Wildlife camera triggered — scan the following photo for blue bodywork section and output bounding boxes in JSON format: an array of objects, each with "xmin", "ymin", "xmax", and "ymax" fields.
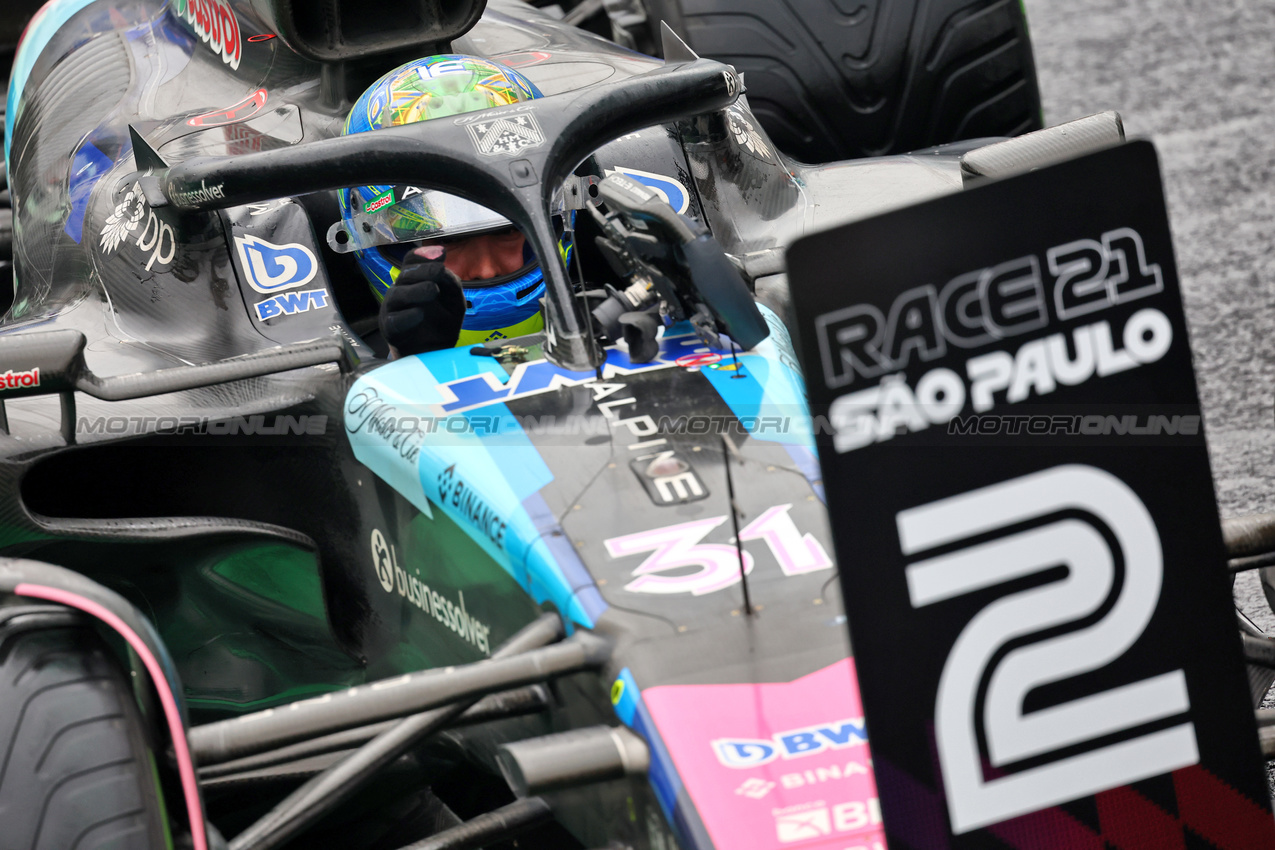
[
  {"xmin": 346, "ymin": 315, "xmax": 818, "ymax": 630},
  {"xmin": 605, "ymin": 167, "xmax": 691, "ymax": 215},
  {"xmin": 347, "ymin": 345, "xmax": 604, "ymax": 627},
  {"xmin": 699, "ymin": 306, "xmax": 816, "ymax": 448},
  {"xmin": 65, "ymin": 141, "xmax": 113, "ymax": 243},
  {"xmin": 612, "ymin": 667, "xmax": 705, "ymax": 849},
  {"xmin": 612, "ymin": 667, "xmax": 682, "ymax": 815}
]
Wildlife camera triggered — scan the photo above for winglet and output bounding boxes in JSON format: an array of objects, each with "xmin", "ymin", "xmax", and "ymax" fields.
[
  {"xmin": 128, "ymin": 125, "xmax": 168, "ymax": 171},
  {"xmin": 660, "ymin": 21, "xmax": 699, "ymax": 64}
]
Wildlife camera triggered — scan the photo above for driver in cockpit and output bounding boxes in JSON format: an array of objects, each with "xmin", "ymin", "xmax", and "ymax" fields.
[{"xmin": 337, "ymin": 54, "xmax": 570, "ymax": 358}]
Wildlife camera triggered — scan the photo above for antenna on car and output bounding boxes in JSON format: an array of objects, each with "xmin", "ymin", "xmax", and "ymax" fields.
[
  {"xmin": 721, "ymin": 433, "xmax": 753, "ymax": 616},
  {"xmin": 727, "ymin": 340, "xmax": 745, "ymax": 378}
]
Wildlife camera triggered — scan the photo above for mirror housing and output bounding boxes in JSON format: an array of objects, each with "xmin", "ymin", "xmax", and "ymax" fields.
[{"xmin": 247, "ymin": 0, "xmax": 487, "ymax": 63}]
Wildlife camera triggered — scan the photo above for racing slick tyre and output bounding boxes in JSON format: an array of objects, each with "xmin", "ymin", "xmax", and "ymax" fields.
[
  {"xmin": 0, "ymin": 607, "xmax": 169, "ymax": 849},
  {"xmin": 644, "ymin": 0, "xmax": 1044, "ymax": 162}
]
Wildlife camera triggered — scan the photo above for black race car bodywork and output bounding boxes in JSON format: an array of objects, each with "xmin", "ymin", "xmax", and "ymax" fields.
[{"xmin": 0, "ymin": 2, "xmax": 1068, "ymax": 848}]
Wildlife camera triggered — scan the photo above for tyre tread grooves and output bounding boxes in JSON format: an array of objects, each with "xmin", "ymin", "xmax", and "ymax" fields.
[
  {"xmin": 0, "ymin": 674, "xmax": 112, "ymax": 790},
  {"xmin": 661, "ymin": 0, "xmax": 1042, "ymax": 160},
  {"xmin": 71, "ymin": 807, "xmax": 150, "ymax": 850},
  {"xmin": 36, "ymin": 711, "xmax": 128, "ymax": 772},
  {"xmin": 32, "ymin": 756, "xmax": 139, "ymax": 850},
  {"xmin": 0, "ymin": 623, "xmax": 166, "ymax": 849}
]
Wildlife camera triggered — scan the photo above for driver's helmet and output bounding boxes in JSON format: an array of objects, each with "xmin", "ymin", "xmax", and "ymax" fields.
[{"xmin": 339, "ymin": 55, "xmax": 569, "ymax": 345}]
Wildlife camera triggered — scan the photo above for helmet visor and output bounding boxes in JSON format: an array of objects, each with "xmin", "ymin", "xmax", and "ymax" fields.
[{"xmin": 328, "ymin": 183, "xmax": 572, "ymax": 254}]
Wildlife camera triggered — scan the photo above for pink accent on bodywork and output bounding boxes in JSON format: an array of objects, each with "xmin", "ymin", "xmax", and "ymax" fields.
[
  {"xmin": 738, "ymin": 504, "xmax": 833, "ymax": 576},
  {"xmin": 644, "ymin": 658, "xmax": 885, "ymax": 850},
  {"xmin": 606, "ymin": 516, "xmax": 755, "ymax": 596},
  {"xmin": 16, "ymin": 583, "xmax": 208, "ymax": 850}
]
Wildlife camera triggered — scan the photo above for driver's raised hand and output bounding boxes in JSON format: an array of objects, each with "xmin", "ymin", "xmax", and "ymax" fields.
[{"xmin": 380, "ymin": 245, "xmax": 467, "ymax": 357}]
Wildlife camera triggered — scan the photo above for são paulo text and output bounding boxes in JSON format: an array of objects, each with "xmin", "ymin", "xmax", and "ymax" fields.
[{"xmin": 828, "ymin": 307, "xmax": 1172, "ymax": 453}]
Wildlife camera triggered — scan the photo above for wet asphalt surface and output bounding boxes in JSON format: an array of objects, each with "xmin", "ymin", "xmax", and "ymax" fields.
[
  {"xmin": 1022, "ymin": 0, "xmax": 1275, "ymax": 606},
  {"xmin": 1021, "ymin": 0, "xmax": 1275, "ymax": 780}
]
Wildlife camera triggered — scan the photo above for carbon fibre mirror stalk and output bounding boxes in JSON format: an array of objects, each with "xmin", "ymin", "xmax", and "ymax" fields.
[{"xmin": 0, "ymin": 330, "xmax": 354, "ymax": 444}]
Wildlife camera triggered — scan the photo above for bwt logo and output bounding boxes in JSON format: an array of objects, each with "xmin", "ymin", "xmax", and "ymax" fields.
[
  {"xmin": 603, "ymin": 167, "xmax": 690, "ymax": 214},
  {"xmin": 235, "ymin": 234, "xmax": 318, "ymax": 293},
  {"xmin": 712, "ymin": 718, "xmax": 867, "ymax": 768},
  {"xmin": 255, "ymin": 288, "xmax": 329, "ymax": 321}
]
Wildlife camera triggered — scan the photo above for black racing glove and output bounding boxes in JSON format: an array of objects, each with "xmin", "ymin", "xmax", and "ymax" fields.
[{"xmin": 379, "ymin": 245, "xmax": 467, "ymax": 356}]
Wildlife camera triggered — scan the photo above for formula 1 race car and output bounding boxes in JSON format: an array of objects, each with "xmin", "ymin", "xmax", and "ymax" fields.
[{"xmin": 9, "ymin": 2, "xmax": 1259, "ymax": 850}]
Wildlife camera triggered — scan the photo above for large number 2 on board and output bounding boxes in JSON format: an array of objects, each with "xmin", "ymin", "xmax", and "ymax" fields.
[{"xmin": 898, "ymin": 465, "xmax": 1197, "ymax": 834}]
